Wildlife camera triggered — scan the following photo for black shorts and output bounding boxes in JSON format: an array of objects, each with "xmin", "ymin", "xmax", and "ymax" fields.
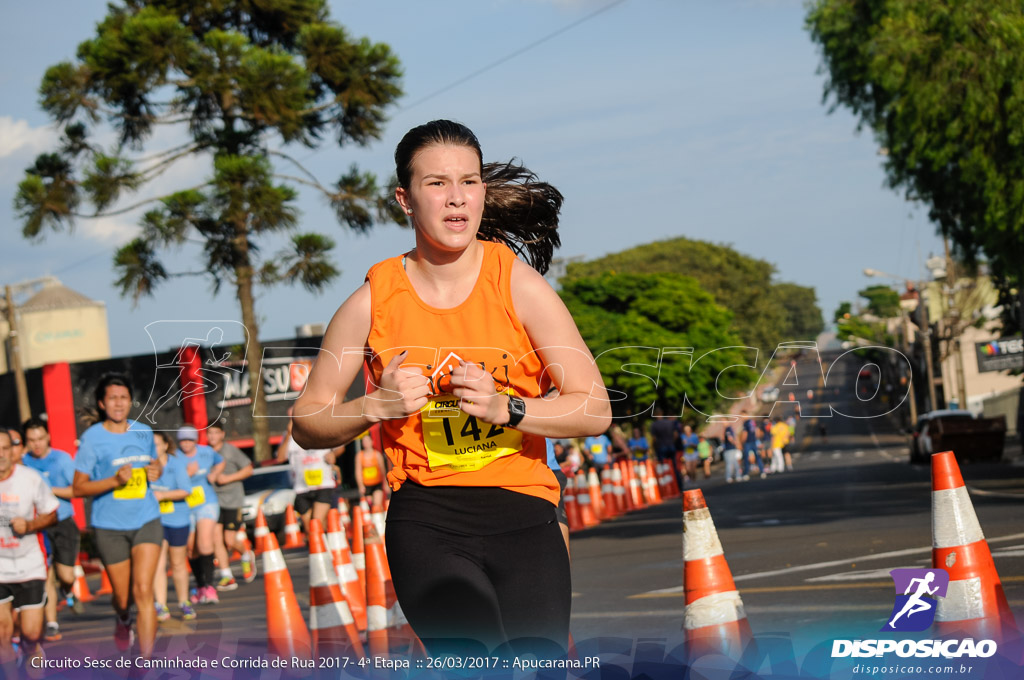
[
  {"xmin": 218, "ymin": 507, "xmax": 243, "ymax": 531},
  {"xmin": 294, "ymin": 488, "xmax": 335, "ymax": 515},
  {"xmin": 553, "ymin": 469, "xmax": 568, "ymax": 527},
  {"xmin": 0, "ymin": 580, "xmax": 47, "ymax": 612},
  {"xmin": 45, "ymin": 517, "xmax": 81, "ymax": 568},
  {"xmin": 364, "ymin": 482, "xmax": 384, "ymax": 496},
  {"xmin": 93, "ymin": 517, "xmax": 164, "ymax": 566}
]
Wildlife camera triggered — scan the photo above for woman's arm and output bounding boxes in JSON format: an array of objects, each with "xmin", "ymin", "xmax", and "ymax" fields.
[
  {"xmin": 451, "ymin": 260, "xmax": 611, "ymax": 438},
  {"xmin": 154, "ymin": 489, "xmax": 189, "ymax": 502},
  {"xmin": 73, "ymin": 467, "xmax": 132, "ymax": 498},
  {"xmin": 292, "ymin": 283, "xmax": 431, "ymax": 449}
]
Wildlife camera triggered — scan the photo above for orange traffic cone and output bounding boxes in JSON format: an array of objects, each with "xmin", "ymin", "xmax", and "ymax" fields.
[
  {"xmin": 308, "ymin": 519, "xmax": 365, "ymax": 659},
  {"xmin": 931, "ymin": 451, "xmax": 1018, "ymax": 641},
  {"xmin": 282, "ymin": 504, "xmax": 306, "ymax": 550},
  {"xmin": 564, "ymin": 475, "xmax": 583, "ymax": 533},
  {"xmin": 363, "ymin": 522, "xmax": 390, "ymax": 657},
  {"xmin": 628, "ymin": 461, "xmax": 645, "ymax": 509},
  {"xmin": 337, "ymin": 498, "xmax": 352, "ymax": 542},
  {"xmin": 617, "ymin": 460, "xmax": 635, "ymax": 512},
  {"xmin": 586, "ymin": 468, "xmax": 605, "ymax": 520},
  {"xmin": 73, "ymin": 560, "xmax": 95, "ymax": 603},
  {"xmin": 371, "ymin": 499, "xmax": 387, "ymax": 542},
  {"xmin": 611, "ymin": 462, "xmax": 628, "ymax": 514},
  {"xmin": 254, "ymin": 506, "xmax": 271, "ymax": 555},
  {"xmin": 327, "ymin": 508, "xmax": 366, "ymax": 632},
  {"xmin": 262, "ymin": 531, "xmax": 312, "ymax": 662},
  {"xmin": 352, "ymin": 504, "xmax": 367, "ymax": 602},
  {"xmin": 645, "ymin": 459, "xmax": 663, "ymax": 504},
  {"xmin": 95, "ymin": 569, "xmax": 113, "ymax": 596},
  {"xmin": 682, "ymin": 489, "xmax": 751, "ymax": 659},
  {"xmin": 601, "ymin": 465, "xmax": 618, "ymax": 519},
  {"xmin": 575, "ymin": 471, "xmax": 599, "ymax": 527}
]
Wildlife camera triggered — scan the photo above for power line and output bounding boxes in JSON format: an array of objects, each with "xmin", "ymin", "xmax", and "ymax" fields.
[{"xmin": 399, "ymin": 0, "xmax": 628, "ymax": 111}]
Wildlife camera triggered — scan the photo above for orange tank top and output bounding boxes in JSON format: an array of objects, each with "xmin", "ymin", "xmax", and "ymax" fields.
[
  {"xmin": 360, "ymin": 448, "xmax": 383, "ymax": 486},
  {"xmin": 365, "ymin": 241, "xmax": 557, "ymax": 505}
]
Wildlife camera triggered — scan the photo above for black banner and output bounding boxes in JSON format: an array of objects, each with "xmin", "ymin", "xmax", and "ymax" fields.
[{"xmin": 975, "ymin": 336, "xmax": 1024, "ymax": 373}]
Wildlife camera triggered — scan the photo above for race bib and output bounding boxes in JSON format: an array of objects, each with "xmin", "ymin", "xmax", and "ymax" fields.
[
  {"xmin": 113, "ymin": 468, "xmax": 147, "ymax": 500},
  {"xmin": 159, "ymin": 500, "xmax": 174, "ymax": 514},
  {"xmin": 590, "ymin": 444, "xmax": 603, "ymax": 454},
  {"xmin": 186, "ymin": 485, "xmax": 206, "ymax": 508},
  {"xmin": 363, "ymin": 465, "xmax": 380, "ymax": 485},
  {"xmin": 421, "ymin": 394, "xmax": 523, "ymax": 472},
  {"xmin": 304, "ymin": 469, "xmax": 324, "ymax": 487}
]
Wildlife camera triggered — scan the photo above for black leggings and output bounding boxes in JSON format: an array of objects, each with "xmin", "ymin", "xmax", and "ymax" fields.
[{"xmin": 385, "ymin": 519, "xmax": 571, "ymax": 658}]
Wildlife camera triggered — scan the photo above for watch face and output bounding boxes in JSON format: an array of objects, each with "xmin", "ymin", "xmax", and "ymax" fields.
[{"xmin": 510, "ymin": 397, "xmax": 526, "ymax": 415}]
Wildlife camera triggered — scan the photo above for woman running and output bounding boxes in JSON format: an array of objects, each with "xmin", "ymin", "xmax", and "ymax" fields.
[
  {"xmin": 293, "ymin": 120, "xmax": 611, "ymax": 657},
  {"xmin": 176, "ymin": 426, "xmax": 224, "ymax": 605},
  {"xmin": 150, "ymin": 432, "xmax": 195, "ymax": 622},
  {"xmin": 72, "ymin": 373, "xmax": 163, "ymax": 656},
  {"xmin": 355, "ymin": 435, "xmax": 388, "ymax": 509},
  {"xmin": 274, "ymin": 409, "xmax": 340, "ymax": 534}
]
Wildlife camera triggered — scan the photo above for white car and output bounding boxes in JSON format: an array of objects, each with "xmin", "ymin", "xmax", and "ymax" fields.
[
  {"xmin": 241, "ymin": 464, "xmax": 296, "ymax": 538},
  {"xmin": 761, "ymin": 386, "xmax": 780, "ymax": 402}
]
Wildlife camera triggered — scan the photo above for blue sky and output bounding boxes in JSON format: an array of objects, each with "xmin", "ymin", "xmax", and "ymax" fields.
[{"xmin": 0, "ymin": 0, "xmax": 945, "ymax": 357}]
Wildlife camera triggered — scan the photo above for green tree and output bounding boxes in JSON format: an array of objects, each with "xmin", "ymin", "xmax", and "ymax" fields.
[
  {"xmin": 14, "ymin": 1, "xmax": 403, "ymax": 460},
  {"xmin": 833, "ymin": 301, "xmax": 852, "ymax": 323},
  {"xmin": 564, "ymin": 237, "xmax": 820, "ymax": 359},
  {"xmin": 559, "ymin": 272, "xmax": 755, "ymax": 419},
  {"xmin": 858, "ymin": 284, "xmax": 900, "ymax": 319},
  {"xmin": 806, "ymin": 0, "xmax": 1024, "ymax": 334},
  {"xmin": 771, "ymin": 282, "xmax": 825, "ymax": 340}
]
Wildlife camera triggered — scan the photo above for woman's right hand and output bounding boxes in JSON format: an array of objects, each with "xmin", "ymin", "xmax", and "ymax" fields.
[{"xmin": 365, "ymin": 351, "xmax": 430, "ymax": 422}]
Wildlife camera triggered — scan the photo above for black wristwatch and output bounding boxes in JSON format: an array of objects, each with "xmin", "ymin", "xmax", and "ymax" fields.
[{"xmin": 506, "ymin": 395, "xmax": 526, "ymax": 428}]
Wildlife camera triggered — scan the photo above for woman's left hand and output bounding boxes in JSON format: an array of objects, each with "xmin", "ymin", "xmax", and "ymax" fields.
[{"xmin": 449, "ymin": 360, "xmax": 508, "ymax": 426}]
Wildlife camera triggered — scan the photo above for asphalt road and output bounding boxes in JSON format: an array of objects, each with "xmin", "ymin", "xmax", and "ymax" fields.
[{"xmin": 43, "ymin": 349, "xmax": 1024, "ymax": 676}]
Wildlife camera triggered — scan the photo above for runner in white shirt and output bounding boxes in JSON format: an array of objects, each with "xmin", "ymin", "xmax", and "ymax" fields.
[
  {"xmin": 274, "ymin": 409, "xmax": 341, "ymax": 534},
  {"xmin": 0, "ymin": 429, "xmax": 59, "ymax": 674}
]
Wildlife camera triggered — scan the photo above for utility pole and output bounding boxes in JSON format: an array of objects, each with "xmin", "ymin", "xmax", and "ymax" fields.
[
  {"xmin": 3, "ymin": 285, "xmax": 31, "ymax": 424},
  {"xmin": 901, "ymin": 309, "xmax": 918, "ymax": 424}
]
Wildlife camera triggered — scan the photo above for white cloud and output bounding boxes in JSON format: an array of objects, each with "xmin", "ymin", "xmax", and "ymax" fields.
[
  {"xmin": 0, "ymin": 117, "xmax": 58, "ymax": 159},
  {"xmin": 80, "ymin": 216, "xmax": 138, "ymax": 243}
]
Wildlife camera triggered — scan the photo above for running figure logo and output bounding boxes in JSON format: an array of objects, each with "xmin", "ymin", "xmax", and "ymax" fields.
[{"xmin": 882, "ymin": 568, "xmax": 950, "ymax": 632}]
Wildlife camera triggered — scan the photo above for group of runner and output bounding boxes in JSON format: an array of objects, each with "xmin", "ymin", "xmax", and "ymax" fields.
[{"xmin": 0, "ymin": 374, "xmax": 263, "ymax": 664}]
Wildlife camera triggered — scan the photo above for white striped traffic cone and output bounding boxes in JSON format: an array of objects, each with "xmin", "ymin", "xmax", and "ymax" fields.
[
  {"xmin": 682, "ymin": 489, "xmax": 751, "ymax": 659},
  {"xmin": 931, "ymin": 451, "xmax": 1018, "ymax": 641},
  {"xmin": 308, "ymin": 519, "xmax": 365, "ymax": 659}
]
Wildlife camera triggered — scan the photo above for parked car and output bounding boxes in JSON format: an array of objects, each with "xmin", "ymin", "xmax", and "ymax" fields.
[
  {"xmin": 761, "ymin": 386, "xmax": 780, "ymax": 402},
  {"xmin": 917, "ymin": 409, "xmax": 978, "ymax": 462},
  {"xmin": 241, "ymin": 464, "xmax": 295, "ymax": 541}
]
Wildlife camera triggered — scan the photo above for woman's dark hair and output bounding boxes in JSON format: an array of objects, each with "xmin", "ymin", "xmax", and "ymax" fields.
[
  {"xmin": 154, "ymin": 431, "xmax": 175, "ymax": 453},
  {"xmin": 395, "ymin": 120, "xmax": 563, "ymax": 275},
  {"xmin": 94, "ymin": 373, "xmax": 134, "ymax": 422},
  {"xmin": 480, "ymin": 160, "xmax": 562, "ymax": 274}
]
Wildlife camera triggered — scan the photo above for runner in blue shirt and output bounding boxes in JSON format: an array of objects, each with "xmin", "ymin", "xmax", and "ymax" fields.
[
  {"xmin": 176, "ymin": 425, "xmax": 224, "ymax": 605},
  {"xmin": 72, "ymin": 374, "xmax": 163, "ymax": 657},
  {"xmin": 583, "ymin": 433, "xmax": 612, "ymax": 468},
  {"xmin": 22, "ymin": 417, "xmax": 82, "ymax": 642},
  {"xmin": 150, "ymin": 432, "xmax": 193, "ymax": 622}
]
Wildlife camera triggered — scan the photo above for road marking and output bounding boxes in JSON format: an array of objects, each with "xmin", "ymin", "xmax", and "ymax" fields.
[
  {"xmin": 966, "ymin": 486, "xmax": 1024, "ymax": 500},
  {"xmin": 854, "ymin": 450, "xmax": 864, "ymax": 458},
  {"xmin": 831, "ymin": 452, "xmax": 841, "ymax": 459},
  {"xmin": 732, "ymin": 532, "xmax": 1024, "ymax": 582},
  {"xmin": 631, "ymin": 575, "xmax": 1024, "ymax": 599},
  {"xmin": 806, "ymin": 567, "xmax": 918, "ymax": 582},
  {"xmin": 632, "ymin": 531, "xmax": 1024, "ymax": 598}
]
